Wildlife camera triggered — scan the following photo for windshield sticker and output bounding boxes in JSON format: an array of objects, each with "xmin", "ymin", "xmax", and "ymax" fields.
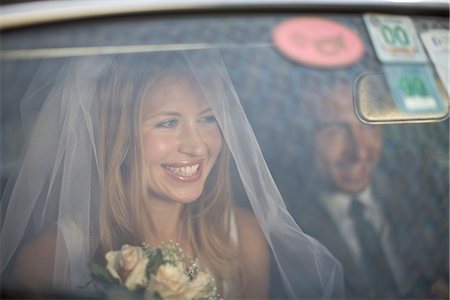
[
  {"xmin": 421, "ymin": 29, "xmax": 449, "ymax": 96},
  {"xmin": 383, "ymin": 64, "xmax": 446, "ymax": 114},
  {"xmin": 272, "ymin": 17, "xmax": 364, "ymax": 68},
  {"xmin": 364, "ymin": 14, "xmax": 427, "ymax": 63}
]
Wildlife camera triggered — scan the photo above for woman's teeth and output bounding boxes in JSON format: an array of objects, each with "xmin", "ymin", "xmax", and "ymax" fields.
[{"xmin": 165, "ymin": 164, "xmax": 200, "ymax": 177}]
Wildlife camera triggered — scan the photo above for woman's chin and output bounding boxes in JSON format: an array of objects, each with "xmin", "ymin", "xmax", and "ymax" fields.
[{"xmin": 169, "ymin": 190, "xmax": 204, "ymax": 204}]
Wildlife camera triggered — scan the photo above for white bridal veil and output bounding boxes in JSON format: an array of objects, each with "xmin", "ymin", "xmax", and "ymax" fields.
[{"xmin": 0, "ymin": 50, "xmax": 343, "ymax": 298}]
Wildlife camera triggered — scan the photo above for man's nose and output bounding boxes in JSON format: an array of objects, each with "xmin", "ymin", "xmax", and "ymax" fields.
[
  {"xmin": 348, "ymin": 127, "xmax": 374, "ymax": 160},
  {"xmin": 178, "ymin": 124, "xmax": 206, "ymax": 157}
]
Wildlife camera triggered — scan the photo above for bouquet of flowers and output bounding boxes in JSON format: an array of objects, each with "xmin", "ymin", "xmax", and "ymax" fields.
[{"xmin": 90, "ymin": 242, "xmax": 220, "ymax": 300}]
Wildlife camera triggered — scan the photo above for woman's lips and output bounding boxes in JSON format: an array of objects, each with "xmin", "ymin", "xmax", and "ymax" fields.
[{"xmin": 162, "ymin": 162, "xmax": 202, "ymax": 181}]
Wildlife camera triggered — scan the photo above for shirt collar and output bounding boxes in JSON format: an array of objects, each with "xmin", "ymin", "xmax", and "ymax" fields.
[{"xmin": 319, "ymin": 186, "xmax": 375, "ymax": 224}]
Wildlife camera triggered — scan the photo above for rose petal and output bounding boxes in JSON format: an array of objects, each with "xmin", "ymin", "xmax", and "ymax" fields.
[{"xmin": 105, "ymin": 250, "xmax": 123, "ymax": 282}]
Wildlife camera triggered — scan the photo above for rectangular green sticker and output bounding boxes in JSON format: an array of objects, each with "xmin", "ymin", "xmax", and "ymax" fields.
[{"xmin": 383, "ymin": 64, "xmax": 446, "ymax": 113}]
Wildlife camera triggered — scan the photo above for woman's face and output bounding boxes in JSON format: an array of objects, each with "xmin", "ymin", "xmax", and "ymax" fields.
[{"xmin": 140, "ymin": 76, "xmax": 223, "ymax": 205}]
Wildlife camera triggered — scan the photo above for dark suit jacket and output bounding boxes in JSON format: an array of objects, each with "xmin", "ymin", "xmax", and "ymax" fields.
[
  {"xmin": 292, "ymin": 171, "xmax": 448, "ymax": 299},
  {"xmin": 295, "ymin": 194, "xmax": 370, "ymax": 298}
]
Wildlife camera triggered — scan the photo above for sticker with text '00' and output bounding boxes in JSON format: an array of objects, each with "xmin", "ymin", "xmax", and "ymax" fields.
[
  {"xmin": 383, "ymin": 64, "xmax": 446, "ymax": 114},
  {"xmin": 364, "ymin": 14, "xmax": 427, "ymax": 63}
]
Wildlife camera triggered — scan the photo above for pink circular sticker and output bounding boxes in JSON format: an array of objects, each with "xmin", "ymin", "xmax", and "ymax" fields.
[{"xmin": 273, "ymin": 17, "xmax": 364, "ymax": 68}]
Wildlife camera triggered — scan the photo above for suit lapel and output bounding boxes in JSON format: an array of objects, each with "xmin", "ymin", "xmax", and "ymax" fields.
[{"xmin": 298, "ymin": 199, "xmax": 369, "ymax": 297}]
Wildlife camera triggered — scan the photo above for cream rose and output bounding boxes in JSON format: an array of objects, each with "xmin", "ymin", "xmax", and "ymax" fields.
[
  {"xmin": 105, "ymin": 244, "xmax": 149, "ymax": 291},
  {"xmin": 148, "ymin": 262, "xmax": 191, "ymax": 299}
]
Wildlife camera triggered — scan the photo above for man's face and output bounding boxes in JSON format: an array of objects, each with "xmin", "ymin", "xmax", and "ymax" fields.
[{"xmin": 313, "ymin": 86, "xmax": 382, "ymax": 194}]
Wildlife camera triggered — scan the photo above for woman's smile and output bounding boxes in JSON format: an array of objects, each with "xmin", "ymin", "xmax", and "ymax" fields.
[{"xmin": 162, "ymin": 161, "xmax": 202, "ymax": 181}]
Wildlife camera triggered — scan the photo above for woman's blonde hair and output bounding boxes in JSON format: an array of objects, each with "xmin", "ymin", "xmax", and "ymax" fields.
[{"xmin": 96, "ymin": 54, "xmax": 242, "ymax": 292}]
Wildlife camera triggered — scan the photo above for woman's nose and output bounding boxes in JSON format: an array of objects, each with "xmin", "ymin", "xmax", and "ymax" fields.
[{"xmin": 178, "ymin": 125, "xmax": 207, "ymax": 157}]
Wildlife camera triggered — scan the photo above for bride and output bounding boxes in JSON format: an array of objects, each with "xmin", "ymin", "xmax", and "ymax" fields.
[{"xmin": 0, "ymin": 51, "xmax": 343, "ymax": 299}]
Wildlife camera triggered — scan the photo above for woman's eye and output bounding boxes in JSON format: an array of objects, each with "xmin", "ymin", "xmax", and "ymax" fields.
[
  {"xmin": 155, "ymin": 119, "xmax": 178, "ymax": 128},
  {"xmin": 200, "ymin": 115, "xmax": 217, "ymax": 124}
]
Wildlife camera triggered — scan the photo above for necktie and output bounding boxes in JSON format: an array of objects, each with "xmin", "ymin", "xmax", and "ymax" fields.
[{"xmin": 348, "ymin": 199, "xmax": 397, "ymax": 298}]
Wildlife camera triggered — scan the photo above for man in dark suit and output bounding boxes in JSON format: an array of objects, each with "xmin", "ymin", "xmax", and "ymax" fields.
[{"xmin": 291, "ymin": 82, "xmax": 448, "ymax": 299}]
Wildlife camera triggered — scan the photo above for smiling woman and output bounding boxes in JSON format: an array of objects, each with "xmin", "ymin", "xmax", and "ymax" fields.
[
  {"xmin": 140, "ymin": 75, "xmax": 223, "ymax": 204},
  {"xmin": 93, "ymin": 55, "xmax": 247, "ymax": 297},
  {"xmin": 0, "ymin": 51, "xmax": 343, "ymax": 299}
]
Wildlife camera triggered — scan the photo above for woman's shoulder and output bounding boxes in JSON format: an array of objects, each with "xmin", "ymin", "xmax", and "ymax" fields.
[
  {"xmin": 235, "ymin": 207, "xmax": 268, "ymax": 259},
  {"xmin": 234, "ymin": 206, "xmax": 263, "ymax": 237},
  {"xmin": 234, "ymin": 206, "xmax": 270, "ymax": 298},
  {"xmin": 12, "ymin": 226, "xmax": 61, "ymax": 291},
  {"xmin": 234, "ymin": 206, "xmax": 268, "ymax": 257}
]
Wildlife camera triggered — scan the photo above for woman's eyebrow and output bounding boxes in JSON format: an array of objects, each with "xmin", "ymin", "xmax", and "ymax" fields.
[
  {"xmin": 146, "ymin": 111, "xmax": 182, "ymax": 119},
  {"xmin": 145, "ymin": 108, "xmax": 213, "ymax": 120},
  {"xmin": 199, "ymin": 108, "xmax": 213, "ymax": 114}
]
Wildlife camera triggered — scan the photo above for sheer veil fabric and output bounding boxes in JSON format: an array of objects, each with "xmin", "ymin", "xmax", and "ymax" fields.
[{"xmin": 0, "ymin": 50, "xmax": 343, "ymax": 298}]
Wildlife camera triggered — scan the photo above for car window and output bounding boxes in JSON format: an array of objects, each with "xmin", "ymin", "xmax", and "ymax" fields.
[{"xmin": 1, "ymin": 3, "xmax": 448, "ymax": 299}]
